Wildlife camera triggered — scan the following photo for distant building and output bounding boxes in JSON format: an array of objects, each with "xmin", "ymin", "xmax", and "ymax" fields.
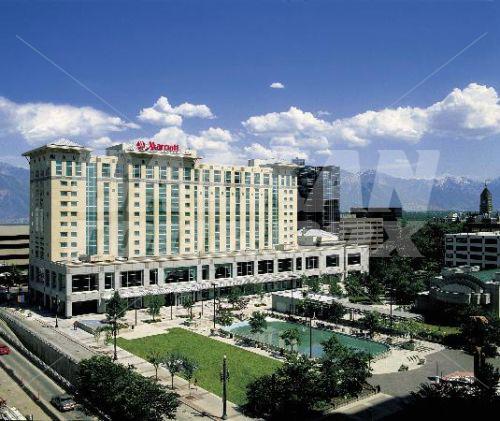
[
  {"xmin": 350, "ymin": 207, "xmax": 403, "ymax": 221},
  {"xmin": 416, "ymin": 266, "xmax": 500, "ymax": 317},
  {"xmin": 445, "ymin": 232, "xmax": 500, "ymax": 269},
  {"xmin": 338, "ymin": 214, "xmax": 384, "ymax": 251},
  {"xmin": 0, "ymin": 224, "xmax": 29, "ymax": 270},
  {"xmin": 480, "ymin": 182, "xmax": 493, "ymax": 215},
  {"xmin": 293, "ymin": 159, "xmax": 340, "ymax": 234}
]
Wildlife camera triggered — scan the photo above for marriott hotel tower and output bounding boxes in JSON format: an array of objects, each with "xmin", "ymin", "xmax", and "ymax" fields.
[{"xmin": 24, "ymin": 139, "xmax": 368, "ymax": 317}]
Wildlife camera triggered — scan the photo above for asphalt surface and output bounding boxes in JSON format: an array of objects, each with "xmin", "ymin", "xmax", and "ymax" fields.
[{"xmin": 0, "ymin": 338, "xmax": 92, "ymax": 420}]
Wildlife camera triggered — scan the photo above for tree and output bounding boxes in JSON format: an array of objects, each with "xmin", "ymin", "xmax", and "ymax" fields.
[
  {"xmin": 344, "ymin": 272, "xmax": 365, "ymax": 298},
  {"xmin": 254, "ymin": 283, "xmax": 265, "ymax": 303},
  {"xmin": 324, "ymin": 301, "xmax": 346, "ymax": 323},
  {"xmin": 106, "ymin": 291, "xmax": 128, "ymax": 360},
  {"xmin": 182, "ymin": 357, "xmax": 198, "ymax": 395},
  {"xmin": 163, "ymin": 353, "xmax": 184, "ymax": 390},
  {"xmin": 320, "ymin": 336, "xmax": 371, "ymax": 398},
  {"xmin": 304, "ymin": 276, "xmax": 321, "ymax": 294},
  {"xmin": 147, "ymin": 350, "xmax": 163, "ymax": 382},
  {"xmin": 248, "ymin": 311, "xmax": 267, "ymax": 340},
  {"xmin": 216, "ymin": 308, "xmax": 234, "ymax": 326},
  {"xmin": 245, "ymin": 355, "xmax": 321, "ymax": 420},
  {"xmin": 359, "ymin": 312, "xmax": 381, "ymax": 338},
  {"xmin": 182, "ymin": 297, "xmax": 195, "ymax": 320},
  {"xmin": 326, "ymin": 274, "xmax": 343, "ymax": 297},
  {"xmin": 78, "ymin": 355, "xmax": 179, "ymax": 420},
  {"xmin": 145, "ymin": 294, "xmax": 165, "ymax": 322},
  {"xmin": 280, "ymin": 328, "xmax": 301, "ymax": 353}
]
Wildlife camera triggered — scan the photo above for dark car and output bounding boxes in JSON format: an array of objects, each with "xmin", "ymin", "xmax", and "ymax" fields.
[
  {"xmin": 0, "ymin": 343, "xmax": 11, "ymax": 355},
  {"xmin": 50, "ymin": 394, "xmax": 77, "ymax": 412}
]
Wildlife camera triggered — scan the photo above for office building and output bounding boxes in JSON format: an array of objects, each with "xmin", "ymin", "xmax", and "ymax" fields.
[
  {"xmin": 23, "ymin": 140, "xmax": 368, "ymax": 317},
  {"xmin": 350, "ymin": 207, "xmax": 402, "ymax": 221},
  {"xmin": 445, "ymin": 232, "xmax": 500, "ymax": 269},
  {"xmin": 338, "ymin": 214, "xmax": 384, "ymax": 251},
  {"xmin": 292, "ymin": 159, "xmax": 340, "ymax": 234}
]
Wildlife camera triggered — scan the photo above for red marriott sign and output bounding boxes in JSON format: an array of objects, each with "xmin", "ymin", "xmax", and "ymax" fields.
[{"xmin": 135, "ymin": 140, "xmax": 180, "ymax": 153}]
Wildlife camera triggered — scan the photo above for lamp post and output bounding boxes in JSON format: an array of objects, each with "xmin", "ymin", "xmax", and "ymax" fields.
[
  {"xmin": 220, "ymin": 355, "xmax": 230, "ymax": 420},
  {"xmin": 309, "ymin": 312, "xmax": 315, "ymax": 358},
  {"xmin": 212, "ymin": 283, "xmax": 217, "ymax": 330},
  {"xmin": 55, "ymin": 295, "xmax": 59, "ymax": 328},
  {"xmin": 170, "ymin": 292, "xmax": 173, "ymax": 320}
]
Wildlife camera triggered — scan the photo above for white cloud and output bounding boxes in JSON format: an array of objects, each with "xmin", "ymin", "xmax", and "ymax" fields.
[
  {"xmin": 243, "ymin": 83, "xmax": 500, "ymax": 153},
  {"xmin": 0, "ymin": 96, "xmax": 138, "ymax": 145},
  {"xmin": 138, "ymin": 96, "xmax": 214, "ymax": 126},
  {"xmin": 270, "ymin": 82, "xmax": 285, "ymax": 89},
  {"xmin": 88, "ymin": 136, "xmax": 120, "ymax": 149}
]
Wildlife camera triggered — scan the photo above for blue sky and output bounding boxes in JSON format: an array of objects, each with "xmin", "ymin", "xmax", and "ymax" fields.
[{"xmin": 1, "ymin": 0, "xmax": 500, "ymax": 179}]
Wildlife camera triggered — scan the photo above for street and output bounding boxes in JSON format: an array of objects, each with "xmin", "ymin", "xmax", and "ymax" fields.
[{"xmin": 0, "ymin": 337, "xmax": 92, "ymax": 420}]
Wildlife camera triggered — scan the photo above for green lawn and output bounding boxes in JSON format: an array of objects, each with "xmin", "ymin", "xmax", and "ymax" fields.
[{"xmin": 116, "ymin": 328, "xmax": 281, "ymax": 406}]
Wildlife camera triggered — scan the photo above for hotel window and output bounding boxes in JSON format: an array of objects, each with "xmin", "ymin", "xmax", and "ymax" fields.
[
  {"xmin": 194, "ymin": 169, "xmax": 200, "ymax": 182},
  {"xmin": 263, "ymin": 174, "xmax": 270, "ymax": 185},
  {"xmin": 66, "ymin": 161, "xmax": 73, "ymax": 176},
  {"xmin": 61, "ymin": 232, "xmax": 68, "ymax": 237},
  {"xmin": 102, "ymin": 163, "xmax": 111, "ymax": 177},
  {"xmin": 214, "ymin": 263, "xmax": 232, "ymax": 279},
  {"xmin": 225, "ymin": 171, "xmax": 232, "ymax": 184},
  {"xmin": 254, "ymin": 173, "xmax": 260, "ymax": 185},
  {"xmin": 104, "ymin": 272, "xmax": 114, "ymax": 289},
  {"xmin": 61, "ymin": 180, "xmax": 68, "ymax": 186},
  {"xmin": 184, "ymin": 167, "xmax": 192, "ymax": 181},
  {"xmin": 202, "ymin": 265, "xmax": 210, "ymax": 280},
  {"xmin": 202, "ymin": 170, "xmax": 210, "ymax": 183},
  {"xmin": 159, "ymin": 184, "xmax": 167, "ymax": 254},
  {"xmin": 237, "ymin": 261, "xmax": 254, "ymax": 277},
  {"xmin": 61, "ymin": 191, "xmax": 68, "ymax": 196},
  {"xmin": 204, "ymin": 186, "xmax": 209, "ymax": 252},
  {"xmin": 61, "ymin": 211, "xmax": 68, "ymax": 217},
  {"xmin": 103, "ymin": 182, "xmax": 110, "ymax": 253},
  {"xmin": 347, "ymin": 253, "xmax": 361, "ymax": 265},
  {"xmin": 146, "ymin": 165, "xmax": 154, "ymax": 179},
  {"xmin": 55, "ymin": 160, "xmax": 62, "ymax": 176},
  {"xmin": 214, "ymin": 170, "xmax": 221, "ymax": 182},
  {"xmin": 245, "ymin": 173, "xmax": 251, "ymax": 185},
  {"xmin": 278, "ymin": 258, "xmax": 292, "ymax": 272},
  {"xmin": 133, "ymin": 164, "xmax": 141, "ymax": 178},
  {"xmin": 71, "ymin": 181, "xmax": 77, "ymax": 186},
  {"xmin": 215, "ymin": 187, "xmax": 220, "ymax": 251},
  {"xmin": 234, "ymin": 172, "xmax": 241, "ymax": 184},
  {"xmin": 115, "ymin": 164, "xmax": 123, "ymax": 178},
  {"xmin": 296, "ymin": 257, "xmax": 302, "ymax": 270},
  {"xmin": 164, "ymin": 266, "xmax": 197, "ymax": 283},
  {"xmin": 306, "ymin": 256, "xmax": 319, "ymax": 269},
  {"xmin": 171, "ymin": 185, "xmax": 180, "ymax": 253},
  {"xmin": 75, "ymin": 162, "xmax": 82, "ymax": 176},
  {"xmin": 171, "ymin": 166, "xmax": 179, "ymax": 180},
  {"xmin": 258, "ymin": 260, "xmax": 274, "ymax": 274},
  {"xmin": 60, "ymin": 242, "xmax": 68, "ymax": 248},
  {"xmin": 326, "ymin": 255, "xmax": 339, "ymax": 267},
  {"xmin": 159, "ymin": 165, "xmax": 167, "ymax": 179},
  {"xmin": 149, "ymin": 269, "xmax": 158, "ymax": 285},
  {"xmin": 146, "ymin": 183, "xmax": 155, "ymax": 255},
  {"xmin": 225, "ymin": 188, "xmax": 231, "ymax": 250}
]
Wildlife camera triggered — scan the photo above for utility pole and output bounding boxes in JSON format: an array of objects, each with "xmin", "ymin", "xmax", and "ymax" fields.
[{"xmin": 220, "ymin": 355, "xmax": 229, "ymax": 420}]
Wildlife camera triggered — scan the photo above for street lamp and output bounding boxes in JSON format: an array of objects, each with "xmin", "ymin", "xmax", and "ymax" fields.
[
  {"xmin": 212, "ymin": 283, "xmax": 217, "ymax": 330},
  {"xmin": 55, "ymin": 295, "xmax": 60, "ymax": 328},
  {"xmin": 309, "ymin": 311, "xmax": 316, "ymax": 358},
  {"xmin": 170, "ymin": 292, "xmax": 174, "ymax": 320},
  {"xmin": 220, "ymin": 355, "xmax": 230, "ymax": 420}
]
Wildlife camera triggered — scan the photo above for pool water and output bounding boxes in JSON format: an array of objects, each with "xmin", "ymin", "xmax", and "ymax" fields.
[{"xmin": 227, "ymin": 319, "xmax": 388, "ymax": 358}]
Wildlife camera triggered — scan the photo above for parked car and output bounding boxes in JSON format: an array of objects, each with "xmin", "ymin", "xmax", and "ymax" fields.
[
  {"xmin": 0, "ymin": 344, "xmax": 11, "ymax": 355},
  {"xmin": 50, "ymin": 395, "xmax": 77, "ymax": 412}
]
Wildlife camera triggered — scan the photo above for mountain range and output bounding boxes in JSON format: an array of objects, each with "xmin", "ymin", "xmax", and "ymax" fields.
[{"xmin": 0, "ymin": 162, "xmax": 496, "ymax": 223}]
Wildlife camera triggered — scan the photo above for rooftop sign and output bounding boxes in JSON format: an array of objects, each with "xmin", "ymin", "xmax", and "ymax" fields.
[{"xmin": 135, "ymin": 140, "xmax": 180, "ymax": 153}]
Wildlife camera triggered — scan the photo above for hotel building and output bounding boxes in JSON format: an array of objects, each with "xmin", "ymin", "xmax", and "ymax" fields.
[
  {"xmin": 23, "ymin": 139, "xmax": 368, "ymax": 317},
  {"xmin": 445, "ymin": 232, "xmax": 500, "ymax": 269}
]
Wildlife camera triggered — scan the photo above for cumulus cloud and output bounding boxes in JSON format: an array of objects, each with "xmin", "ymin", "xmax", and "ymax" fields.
[
  {"xmin": 243, "ymin": 83, "xmax": 500, "ymax": 154},
  {"xmin": 138, "ymin": 96, "xmax": 214, "ymax": 126},
  {"xmin": 0, "ymin": 96, "xmax": 137, "ymax": 145},
  {"xmin": 88, "ymin": 136, "xmax": 120, "ymax": 149},
  {"xmin": 270, "ymin": 82, "xmax": 285, "ymax": 89}
]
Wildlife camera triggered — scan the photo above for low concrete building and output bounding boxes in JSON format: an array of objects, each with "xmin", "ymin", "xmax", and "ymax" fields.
[
  {"xmin": 0, "ymin": 224, "xmax": 29, "ymax": 269},
  {"xmin": 416, "ymin": 266, "xmax": 500, "ymax": 317}
]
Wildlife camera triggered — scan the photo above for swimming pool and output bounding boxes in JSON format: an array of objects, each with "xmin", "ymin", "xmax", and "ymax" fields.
[{"xmin": 227, "ymin": 318, "xmax": 389, "ymax": 358}]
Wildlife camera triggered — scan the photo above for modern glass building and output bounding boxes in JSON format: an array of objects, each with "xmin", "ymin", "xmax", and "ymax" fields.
[
  {"xmin": 23, "ymin": 140, "xmax": 368, "ymax": 317},
  {"xmin": 293, "ymin": 159, "xmax": 340, "ymax": 234}
]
